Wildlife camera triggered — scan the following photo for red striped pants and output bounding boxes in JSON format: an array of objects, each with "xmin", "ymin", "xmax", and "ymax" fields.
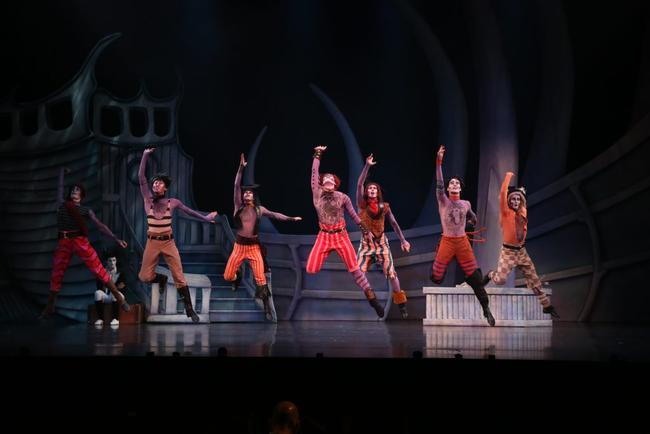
[
  {"xmin": 50, "ymin": 237, "xmax": 110, "ymax": 292},
  {"xmin": 431, "ymin": 235, "xmax": 479, "ymax": 282},
  {"xmin": 306, "ymin": 222, "xmax": 359, "ymax": 273}
]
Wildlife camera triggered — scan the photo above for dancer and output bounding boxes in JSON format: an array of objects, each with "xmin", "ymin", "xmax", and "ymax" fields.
[
  {"xmin": 306, "ymin": 145, "xmax": 384, "ymax": 318},
  {"xmin": 137, "ymin": 147, "xmax": 218, "ymax": 322},
  {"xmin": 356, "ymin": 153, "xmax": 411, "ymax": 318},
  {"xmin": 430, "ymin": 145, "xmax": 495, "ymax": 326},
  {"xmin": 483, "ymin": 171, "xmax": 560, "ymax": 318},
  {"xmin": 224, "ymin": 153, "xmax": 302, "ymax": 319},
  {"xmin": 42, "ymin": 168, "xmax": 129, "ymax": 318}
]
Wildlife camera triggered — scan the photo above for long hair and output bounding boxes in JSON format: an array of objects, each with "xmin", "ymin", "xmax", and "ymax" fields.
[{"xmin": 363, "ymin": 181, "xmax": 384, "ymax": 203}]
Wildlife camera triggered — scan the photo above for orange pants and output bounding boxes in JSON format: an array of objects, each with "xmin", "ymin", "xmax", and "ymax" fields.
[
  {"xmin": 431, "ymin": 235, "xmax": 479, "ymax": 283},
  {"xmin": 138, "ymin": 237, "xmax": 187, "ymax": 288},
  {"xmin": 223, "ymin": 242, "xmax": 267, "ymax": 285}
]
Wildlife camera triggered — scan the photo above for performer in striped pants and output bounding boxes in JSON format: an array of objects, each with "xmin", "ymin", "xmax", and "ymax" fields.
[
  {"xmin": 306, "ymin": 146, "xmax": 383, "ymax": 318},
  {"xmin": 356, "ymin": 153, "xmax": 411, "ymax": 318},
  {"xmin": 223, "ymin": 153, "xmax": 302, "ymax": 319},
  {"xmin": 430, "ymin": 145, "xmax": 495, "ymax": 326}
]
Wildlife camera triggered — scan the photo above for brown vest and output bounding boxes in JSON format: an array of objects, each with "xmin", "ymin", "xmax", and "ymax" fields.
[{"xmin": 360, "ymin": 202, "xmax": 390, "ymax": 239}]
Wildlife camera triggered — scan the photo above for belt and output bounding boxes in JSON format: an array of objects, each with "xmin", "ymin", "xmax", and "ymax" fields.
[
  {"xmin": 236, "ymin": 235, "xmax": 260, "ymax": 245},
  {"xmin": 148, "ymin": 233, "xmax": 174, "ymax": 241},
  {"xmin": 58, "ymin": 231, "xmax": 82, "ymax": 239},
  {"xmin": 503, "ymin": 243, "xmax": 525, "ymax": 250},
  {"xmin": 320, "ymin": 228, "xmax": 344, "ymax": 234}
]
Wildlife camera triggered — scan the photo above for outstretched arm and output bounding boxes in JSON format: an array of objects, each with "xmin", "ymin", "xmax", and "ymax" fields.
[
  {"xmin": 234, "ymin": 154, "xmax": 245, "ymax": 215},
  {"xmin": 386, "ymin": 207, "xmax": 410, "ymax": 252},
  {"xmin": 173, "ymin": 199, "xmax": 218, "ymax": 223},
  {"xmin": 435, "ymin": 145, "xmax": 448, "ymax": 205},
  {"xmin": 260, "ymin": 206, "xmax": 302, "ymax": 222},
  {"xmin": 356, "ymin": 154, "xmax": 375, "ymax": 208},
  {"xmin": 311, "ymin": 145, "xmax": 326, "ymax": 204},
  {"xmin": 500, "ymin": 171, "xmax": 514, "ymax": 216},
  {"xmin": 88, "ymin": 210, "xmax": 128, "ymax": 248},
  {"xmin": 139, "ymin": 148, "xmax": 155, "ymax": 201}
]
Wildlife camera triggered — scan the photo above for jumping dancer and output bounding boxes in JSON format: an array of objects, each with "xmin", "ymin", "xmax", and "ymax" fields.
[
  {"xmin": 483, "ymin": 171, "xmax": 560, "ymax": 318},
  {"xmin": 42, "ymin": 168, "xmax": 129, "ymax": 318},
  {"xmin": 430, "ymin": 145, "xmax": 495, "ymax": 326},
  {"xmin": 137, "ymin": 147, "xmax": 218, "ymax": 322},
  {"xmin": 306, "ymin": 145, "xmax": 384, "ymax": 318},
  {"xmin": 224, "ymin": 153, "xmax": 302, "ymax": 319},
  {"xmin": 356, "ymin": 154, "xmax": 411, "ymax": 318}
]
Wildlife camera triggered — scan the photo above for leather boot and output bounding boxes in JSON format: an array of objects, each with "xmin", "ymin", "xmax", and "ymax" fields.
[
  {"xmin": 111, "ymin": 302, "xmax": 120, "ymax": 321},
  {"xmin": 39, "ymin": 291, "xmax": 58, "ymax": 319},
  {"xmin": 482, "ymin": 270, "xmax": 492, "ymax": 287},
  {"xmin": 466, "ymin": 269, "xmax": 495, "ymax": 326},
  {"xmin": 364, "ymin": 288, "xmax": 384, "ymax": 318},
  {"xmin": 543, "ymin": 305, "xmax": 560, "ymax": 319},
  {"xmin": 155, "ymin": 273, "xmax": 168, "ymax": 294},
  {"xmin": 95, "ymin": 301, "xmax": 104, "ymax": 319},
  {"xmin": 255, "ymin": 284, "xmax": 272, "ymax": 318},
  {"xmin": 231, "ymin": 269, "xmax": 242, "ymax": 292},
  {"xmin": 178, "ymin": 286, "xmax": 200, "ymax": 323}
]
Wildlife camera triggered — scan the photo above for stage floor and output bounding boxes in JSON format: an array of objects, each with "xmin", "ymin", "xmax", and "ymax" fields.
[{"xmin": 2, "ymin": 320, "xmax": 649, "ymax": 361}]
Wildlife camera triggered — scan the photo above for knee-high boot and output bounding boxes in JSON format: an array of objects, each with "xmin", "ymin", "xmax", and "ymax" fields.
[
  {"xmin": 364, "ymin": 288, "xmax": 385, "ymax": 318},
  {"xmin": 154, "ymin": 273, "xmax": 168, "ymax": 294},
  {"xmin": 178, "ymin": 286, "xmax": 200, "ymax": 323},
  {"xmin": 466, "ymin": 269, "xmax": 495, "ymax": 326}
]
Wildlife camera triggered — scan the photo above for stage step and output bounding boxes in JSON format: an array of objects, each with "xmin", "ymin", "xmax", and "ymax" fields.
[
  {"xmin": 210, "ymin": 310, "xmax": 267, "ymax": 322},
  {"xmin": 210, "ymin": 298, "xmax": 259, "ymax": 310}
]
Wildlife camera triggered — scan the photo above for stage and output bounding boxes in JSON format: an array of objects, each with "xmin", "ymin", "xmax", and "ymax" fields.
[
  {"xmin": 2, "ymin": 319, "xmax": 648, "ymax": 428},
  {"xmin": 2, "ymin": 320, "xmax": 649, "ymax": 361}
]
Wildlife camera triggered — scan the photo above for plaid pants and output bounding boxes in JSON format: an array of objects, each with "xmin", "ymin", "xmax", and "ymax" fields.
[{"xmin": 492, "ymin": 246, "xmax": 550, "ymax": 307}]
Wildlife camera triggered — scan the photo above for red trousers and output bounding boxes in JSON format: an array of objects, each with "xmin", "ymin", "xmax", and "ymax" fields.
[
  {"xmin": 431, "ymin": 235, "xmax": 479, "ymax": 282},
  {"xmin": 50, "ymin": 237, "xmax": 110, "ymax": 292},
  {"xmin": 306, "ymin": 222, "xmax": 359, "ymax": 273}
]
